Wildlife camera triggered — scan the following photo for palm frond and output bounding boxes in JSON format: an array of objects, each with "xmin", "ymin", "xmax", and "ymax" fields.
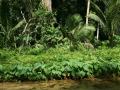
[
  {"xmin": 91, "ymin": 1, "xmax": 106, "ymax": 24},
  {"xmin": 88, "ymin": 13, "xmax": 105, "ymax": 27},
  {"xmin": 74, "ymin": 25, "xmax": 96, "ymax": 41}
]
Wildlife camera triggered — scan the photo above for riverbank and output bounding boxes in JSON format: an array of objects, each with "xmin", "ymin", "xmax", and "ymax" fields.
[{"xmin": 0, "ymin": 46, "xmax": 120, "ymax": 81}]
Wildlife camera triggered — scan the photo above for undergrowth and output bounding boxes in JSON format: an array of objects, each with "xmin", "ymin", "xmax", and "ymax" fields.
[{"xmin": 0, "ymin": 46, "xmax": 120, "ymax": 81}]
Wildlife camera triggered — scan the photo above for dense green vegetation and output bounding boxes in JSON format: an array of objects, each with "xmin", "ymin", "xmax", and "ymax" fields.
[
  {"xmin": 0, "ymin": 0, "xmax": 120, "ymax": 81},
  {"xmin": 0, "ymin": 0, "xmax": 120, "ymax": 49},
  {"xmin": 0, "ymin": 46, "xmax": 120, "ymax": 81}
]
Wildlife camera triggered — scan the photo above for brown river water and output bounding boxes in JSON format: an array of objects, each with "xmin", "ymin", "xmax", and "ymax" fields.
[{"xmin": 0, "ymin": 80, "xmax": 120, "ymax": 90}]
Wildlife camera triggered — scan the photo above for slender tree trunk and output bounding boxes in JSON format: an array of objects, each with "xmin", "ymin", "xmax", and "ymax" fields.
[
  {"xmin": 42, "ymin": 0, "xmax": 52, "ymax": 11},
  {"xmin": 96, "ymin": 23, "xmax": 99, "ymax": 40},
  {"xmin": 86, "ymin": 0, "xmax": 91, "ymax": 25}
]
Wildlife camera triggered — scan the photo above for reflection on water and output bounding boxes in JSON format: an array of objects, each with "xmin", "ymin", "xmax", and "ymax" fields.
[{"xmin": 0, "ymin": 80, "xmax": 120, "ymax": 90}]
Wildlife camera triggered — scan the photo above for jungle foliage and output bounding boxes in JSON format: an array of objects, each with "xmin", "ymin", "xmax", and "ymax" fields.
[
  {"xmin": 0, "ymin": 0, "xmax": 120, "ymax": 49},
  {"xmin": 0, "ymin": 46, "xmax": 120, "ymax": 81},
  {"xmin": 0, "ymin": 0, "xmax": 120, "ymax": 81}
]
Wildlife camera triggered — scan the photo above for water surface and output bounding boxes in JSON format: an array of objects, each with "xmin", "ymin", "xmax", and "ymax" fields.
[{"xmin": 1, "ymin": 80, "xmax": 120, "ymax": 90}]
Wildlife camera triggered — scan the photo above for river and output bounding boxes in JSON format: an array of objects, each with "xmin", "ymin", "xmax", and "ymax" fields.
[{"xmin": 0, "ymin": 80, "xmax": 120, "ymax": 90}]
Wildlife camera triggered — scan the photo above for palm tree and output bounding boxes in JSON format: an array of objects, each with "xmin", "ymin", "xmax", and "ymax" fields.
[{"xmin": 88, "ymin": 0, "xmax": 120, "ymax": 46}]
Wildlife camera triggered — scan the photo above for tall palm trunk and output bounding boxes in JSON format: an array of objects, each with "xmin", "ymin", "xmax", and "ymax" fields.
[
  {"xmin": 86, "ymin": 0, "xmax": 91, "ymax": 25},
  {"xmin": 42, "ymin": 0, "xmax": 52, "ymax": 11}
]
